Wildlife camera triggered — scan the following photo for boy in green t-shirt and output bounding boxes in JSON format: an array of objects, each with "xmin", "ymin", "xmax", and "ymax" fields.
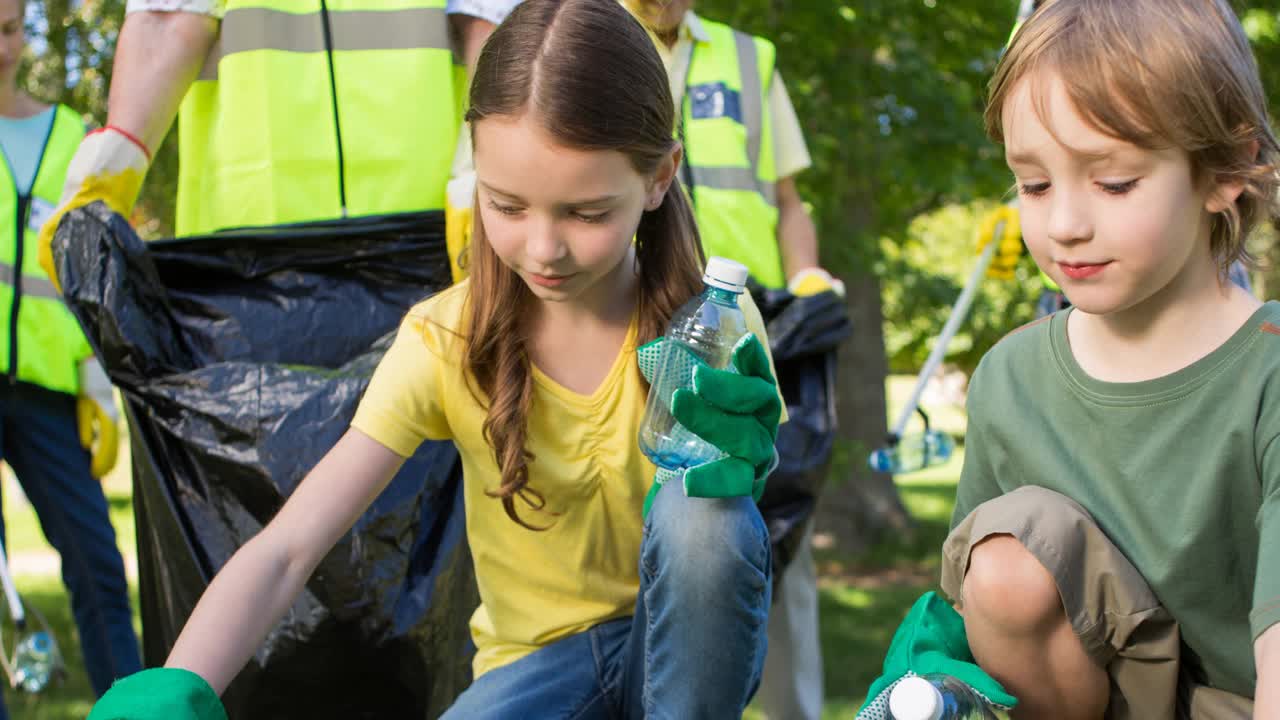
[{"xmin": 874, "ymin": 1, "xmax": 1280, "ymax": 718}]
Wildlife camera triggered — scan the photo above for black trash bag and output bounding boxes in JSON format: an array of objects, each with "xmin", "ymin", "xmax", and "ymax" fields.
[
  {"xmin": 749, "ymin": 283, "xmax": 852, "ymax": 584},
  {"xmin": 52, "ymin": 203, "xmax": 478, "ymax": 719}
]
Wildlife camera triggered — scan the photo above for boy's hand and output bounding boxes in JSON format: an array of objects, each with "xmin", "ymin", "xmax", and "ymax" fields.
[
  {"xmin": 89, "ymin": 668, "xmax": 226, "ymax": 720},
  {"xmin": 857, "ymin": 592, "xmax": 1017, "ymax": 719}
]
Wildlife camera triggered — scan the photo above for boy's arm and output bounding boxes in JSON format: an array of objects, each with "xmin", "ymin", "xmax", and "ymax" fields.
[
  {"xmin": 1255, "ymin": 624, "xmax": 1280, "ymax": 719},
  {"xmin": 165, "ymin": 428, "xmax": 406, "ymax": 693},
  {"xmin": 949, "ymin": 358, "xmax": 1003, "ymax": 532}
]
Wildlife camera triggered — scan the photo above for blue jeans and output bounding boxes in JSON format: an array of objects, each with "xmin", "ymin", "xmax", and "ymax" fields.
[
  {"xmin": 441, "ymin": 479, "xmax": 772, "ymax": 719},
  {"xmin": 0, "ymin": 382, "xmax": 141, "ymax": 715}
]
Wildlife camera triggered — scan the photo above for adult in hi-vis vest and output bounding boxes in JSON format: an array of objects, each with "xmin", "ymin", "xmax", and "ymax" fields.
[
  {"xmin": 624, "ymin": 3, "xmax": 839, "ymax": 718},
  {"xmin": 28, "ymin": 0, "xmax": 511, "ymax": 713},
  {"xmin": 0, "ymin": 0, "xmax": 142, "ymax": 714},
  {"xmin": 36, "ymin": 0, "xmax": 511, "ymax": 281}
]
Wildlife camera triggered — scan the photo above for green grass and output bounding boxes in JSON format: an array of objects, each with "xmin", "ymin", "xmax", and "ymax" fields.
[{"xmin": 3, "ymin": 376, "xmax": 964, "ymax": 718}]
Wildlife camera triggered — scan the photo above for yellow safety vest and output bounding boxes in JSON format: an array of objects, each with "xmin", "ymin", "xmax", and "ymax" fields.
[
  {"xmin": 177, "ymin": 0, "xmax": 462, "ymax": 236},
  {"xmin": 682, "ymin": 18, "xmax": 783, "ymax": 288},
  {"xmin": 0, "ymin": 105, "xmax": 90, "ymax": 395}
]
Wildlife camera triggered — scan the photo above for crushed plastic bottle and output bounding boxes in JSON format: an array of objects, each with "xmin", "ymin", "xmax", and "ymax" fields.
[
  {"xmin": 639, "ymin": 257, "xmax": 749, "ymax": 470},
  {"xmin": 12, "ymin": 630, "xmax": 56, "ymax": 693}
]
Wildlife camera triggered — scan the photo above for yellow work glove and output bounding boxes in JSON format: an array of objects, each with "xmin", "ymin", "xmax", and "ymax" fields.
[
  {"xmin": 77, "ymin": 357, "xmax": 120, "ymax": 479},
  {"xmin": 787, "ymin": 267, "xmax": 846, "ymax": 298},
  {"xmin": 445, "ymin": 169, "xmax": 475, "ymax": 284},
  {"xmin": 38, "ymin": 127, "xmax": 151, "ymax": 293},
  {"xmin": 976, "ymin": 204, "xmax": 1023, "ymax": 280}
]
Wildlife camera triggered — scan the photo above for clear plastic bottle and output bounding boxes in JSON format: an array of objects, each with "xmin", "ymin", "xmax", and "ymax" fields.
[
  {"xmin": 639, "ymin": 257, "xmax": 750, "ymax": 470},
  {"xmin": 12, "ymin": 630, "xmax": 56, "ymax": 693},
  {"xmin": 889, "ymin": 674, "xmax": 1000, "ymax": 720},
  {"xmin": 868, "ymin": 429, "xmax": 955, "ymax": 474}
]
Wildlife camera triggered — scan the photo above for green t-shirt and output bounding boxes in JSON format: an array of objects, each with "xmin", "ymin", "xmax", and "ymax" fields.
[{"xmin": 953, "ymin": 302, "xmax": 1280, "ymax": 698}]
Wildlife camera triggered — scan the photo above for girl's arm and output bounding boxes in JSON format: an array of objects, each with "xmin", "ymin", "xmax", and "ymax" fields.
[
  {"xmin": 164, "ymin": 428, "xmax": 407, "ymax": 693},
  {"xmin": 1256, "ymin": 624, "xmax": 1280, "ymax": 719}
]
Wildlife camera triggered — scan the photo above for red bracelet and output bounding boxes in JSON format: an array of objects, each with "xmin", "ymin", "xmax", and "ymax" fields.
[{"xmin": 87, "ymin": 125, "xmax": 153, "ymax": 162}]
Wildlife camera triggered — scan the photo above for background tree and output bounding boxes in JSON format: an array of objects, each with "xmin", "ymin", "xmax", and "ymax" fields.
[{"xmin": 697, "ymin": 0, "xmax": 1019, "ymax": 549}]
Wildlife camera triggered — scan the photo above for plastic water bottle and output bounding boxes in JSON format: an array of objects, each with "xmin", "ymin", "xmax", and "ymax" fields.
[
  {"xmin": 889, "ymin": 674, "xmax": 1000, "ymax": 720},
  {"xmin": 868, "ymin": 430, "xmax": 955, "ymax": 474},
  {"xmin": 639, "ymin": 257, "xmax": 750, "ymax": 470},
  {"xmin": 12, "ymin": 630, "xmax": 56, "ymax": 693}
]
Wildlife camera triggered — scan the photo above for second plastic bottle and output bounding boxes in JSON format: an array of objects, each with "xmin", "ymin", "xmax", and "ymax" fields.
[
  {"xmin": 868, "ymin": 430, "xmax": 955, "ymax": 474},
  {"xmin": 889, "ymin": 674, "xmax": 1001, "ymax": 720},
  {"xmin": 639, "ymin": 257, "xmax": 750, "ymax": 471}
]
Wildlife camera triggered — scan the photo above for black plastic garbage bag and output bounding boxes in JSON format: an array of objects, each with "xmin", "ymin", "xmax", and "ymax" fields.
[
  {"xmin": 51, "ymin": 203, "xmax": 478, "ymax": 719},
  {"xmin": 750, "ymin": 284, "xmax": 852, "ymax": 585}
]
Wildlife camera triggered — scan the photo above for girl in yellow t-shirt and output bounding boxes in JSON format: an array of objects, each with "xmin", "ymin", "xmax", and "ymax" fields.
[{"xmin": 88, "ymin": 1, "xmax": 781, "ymax": 718}]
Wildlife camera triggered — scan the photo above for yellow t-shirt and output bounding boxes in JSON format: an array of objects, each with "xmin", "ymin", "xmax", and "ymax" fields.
[{"xmin": 350, "ymin": 279, "xmax": 780, "ymax": 677}]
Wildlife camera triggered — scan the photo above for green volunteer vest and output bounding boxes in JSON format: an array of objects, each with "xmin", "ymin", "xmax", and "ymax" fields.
[
  {"xmin": 177, "ymin": 0, "xmax": 461, "ymax": 236},
  {"xmin": 682, "ymin": 18, "xmax": 783, "ymax": 288},
  {"xmin": 0, "ymin": 105, "xmax": 90, "ymax": 395}
]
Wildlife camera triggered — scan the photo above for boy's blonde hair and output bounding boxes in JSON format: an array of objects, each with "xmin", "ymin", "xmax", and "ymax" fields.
[{"xmin": 986, "ymin": 0, "xmax": 1280, "ymax": 274}]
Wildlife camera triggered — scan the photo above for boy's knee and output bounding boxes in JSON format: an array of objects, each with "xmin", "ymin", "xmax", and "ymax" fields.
[{"xmin": 962, "ymin": 534, "xmax": 1064, "ymax": 634}]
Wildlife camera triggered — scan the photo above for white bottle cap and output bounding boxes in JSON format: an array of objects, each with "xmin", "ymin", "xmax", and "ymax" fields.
[
  {"xmin": 703, "ymin": 256, "xmax": 749, "ymax": 292},
  {"xmin": 888, "ymin": 676, "xmax": 945, "ymax": 720}
]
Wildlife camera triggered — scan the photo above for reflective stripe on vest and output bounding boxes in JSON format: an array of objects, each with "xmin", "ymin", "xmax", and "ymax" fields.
[
  {"xmin": 177, "ymin": 0, "xmax": 458, "ymax": 236},
  {"xmin": 0, "ymin": 105, "xmax": 90, "ymax": 395},
  {"xmin": 197, "ymin": 7, "xmax": 451, "ymax": 80},
  {"xmin": 682, "ymin": 18, "xmax": 784, "ymax": 289}
]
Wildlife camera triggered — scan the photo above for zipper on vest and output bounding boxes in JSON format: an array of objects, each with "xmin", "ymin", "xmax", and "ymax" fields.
[
  {"xmin": 5, "ymin": 108, "xmax": 58, "ymax": 385},
  {"xmin": 318, "ymin": 0, "xmax": 349, "ymax": 217},
  {"xmin": 7, "ymin": 194, "xmax": 26, "ymax": 383}
]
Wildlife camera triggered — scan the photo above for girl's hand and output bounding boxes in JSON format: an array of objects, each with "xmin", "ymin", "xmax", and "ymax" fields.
[
  {"xmin": 637, "ymin": 333, "xmax": 780, "ymax": 517},
  {"xmin": 671, "ymin": 333, "xmax": 780, "ymax": 499},
  {"xmin": 88, "ymin": 667, "xmax": 226, "ymax": 720}
]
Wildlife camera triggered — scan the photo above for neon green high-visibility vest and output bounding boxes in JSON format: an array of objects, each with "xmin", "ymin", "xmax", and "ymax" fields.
[
  {"xmin": 0, "ymin": 105, "xmax": 90, "ymax": 395},
  {"xmin": 177, "ymin": 0, "xmax": 461, "ymax": 237},
  {"xmin": 682, "ymin": 18, "xmax": 783, "ymax": 288}
]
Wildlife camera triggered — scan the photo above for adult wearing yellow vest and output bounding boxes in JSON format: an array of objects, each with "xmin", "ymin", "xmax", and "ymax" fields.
[
  {"xmin": 0, "ymin": 0, "xmax": 141, "ymax": 713},
  {"xmin": 623, "ymin": 2, "xmax": 835, "ymax": 718},
  {"xmin": 27, "ymin": 0, "xmax": 507, "ymax": 708},
  {"xmin": 37, "ymin": 0, "xmax": 513, "ymax": 289}
]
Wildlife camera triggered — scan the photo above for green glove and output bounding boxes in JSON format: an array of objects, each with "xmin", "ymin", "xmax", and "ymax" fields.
[
  {"xmin": 89, "ymin": 668, "xmax": 227, "ymax": 720},
  {"xmin": 857, "ymin": 592, "xmax": 1017, "ymax": 719},
  {"xmin": 637, "ymin": 333, "xmax": 781, "ymax": 516}
]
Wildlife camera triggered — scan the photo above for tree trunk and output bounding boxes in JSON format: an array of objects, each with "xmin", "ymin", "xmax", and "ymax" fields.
[{"xmin": 814, "ymin": 266, "xmax": 912, "ymax": 553}]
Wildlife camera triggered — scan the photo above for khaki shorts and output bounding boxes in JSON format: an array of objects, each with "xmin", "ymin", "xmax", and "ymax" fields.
[{"xmin": 940, "ymin": 486, "xmax": 1253, "ymax": 720}]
